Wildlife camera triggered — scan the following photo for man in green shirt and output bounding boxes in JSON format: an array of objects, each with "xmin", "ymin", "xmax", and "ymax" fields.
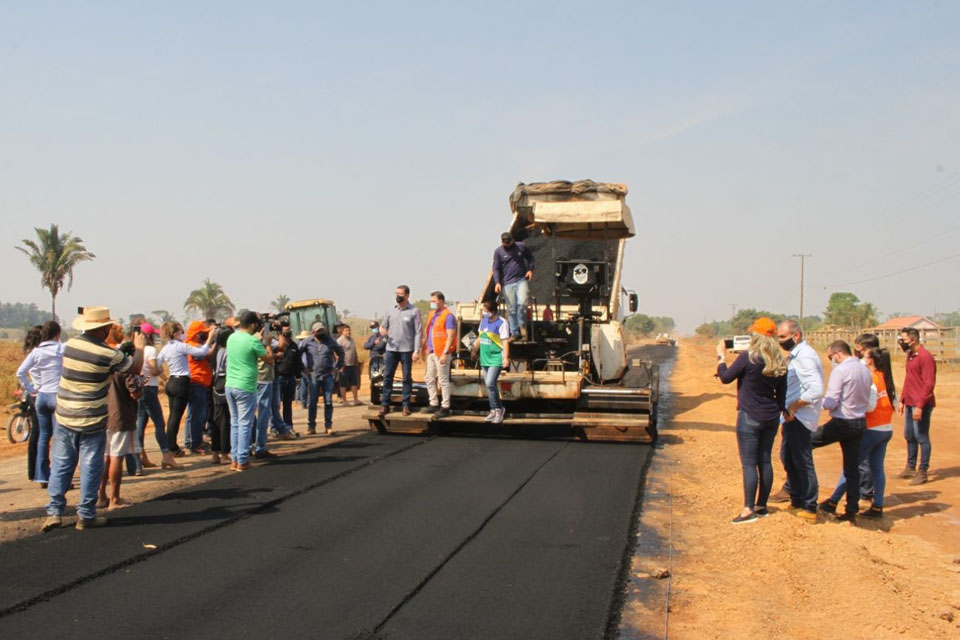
[{"xmin": 225, "ymin": 311, "xmax": 273, "ymax": 470}]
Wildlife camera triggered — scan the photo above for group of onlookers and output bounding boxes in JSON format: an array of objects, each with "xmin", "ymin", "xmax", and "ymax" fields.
[
  {"xmin": 717, "ymin": 318, "xmax": 937, "ymax": 525},
  {"xmin": 16, "ymin": 305, "xmax": 377, "ymax": 532}
]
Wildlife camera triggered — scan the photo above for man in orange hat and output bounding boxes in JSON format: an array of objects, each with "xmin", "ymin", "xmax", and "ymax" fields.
[{"xmin": 43, "ymin": 307, "xmax": 146, "ymax": 532}]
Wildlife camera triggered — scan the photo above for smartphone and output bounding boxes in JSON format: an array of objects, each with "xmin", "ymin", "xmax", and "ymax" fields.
[
  {"xmin": 724, "ymin": 338, "xmax": 734, "ymax": 350},
  {"xmin": 132, "ymin": 325, "xmax": 142, "ymax": 335}
]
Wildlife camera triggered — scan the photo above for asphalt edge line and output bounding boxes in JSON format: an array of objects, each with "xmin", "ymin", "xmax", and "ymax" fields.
[
  {"xmin": 0, "ymin": 435, "xmax": 434, "ymax": 620},
  {"xmin": 604, "ymin": 351, "xmax": 676, "ymax": 640},
  {"xmin": 364, "ymin": 441, "xmax": 571, "ymax": 639}
]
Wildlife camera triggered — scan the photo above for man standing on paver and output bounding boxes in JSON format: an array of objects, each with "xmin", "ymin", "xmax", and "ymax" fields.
[
  {"xmin": 225, "ymin": 312, "xmax": 273, "ymax": 471},
  {"xmin": 492, "ymin": 232, "xmax": 534, "ymax": 340},
  {"xmin": 423, "ymin": 291, "xmax": 457, "ymax": 418},
  {"xmin": 42, "ymin": 307, "xmax": 144, "ymax": 532},
  {"xmin": 378, "ymin": 285, "xmax": 422, "ymax": 418},
  {"xmin": 896, "ymin": 328, "xmax": 937, "ymax": 485}
]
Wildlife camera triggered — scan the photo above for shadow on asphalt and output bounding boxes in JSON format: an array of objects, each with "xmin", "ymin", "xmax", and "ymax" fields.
[
  {"xmin": 153, "ymin": 486, "xmax": 272, "ymax": 501},
  {"xmin": 272, "ymin": 454, "xmax": 369, "ymax": 465},
  {"xmin": 105, "ymin": 502, "xmax": 282, "ymax": 528}
]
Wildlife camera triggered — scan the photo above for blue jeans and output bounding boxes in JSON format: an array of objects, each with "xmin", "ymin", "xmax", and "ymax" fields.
[
  {"xmin": 46, "ymin": 425, "xmax": 106, "ymax": 520},
  {"xmin": 297, "ymin": 377, "xmax": 308, "ymax": 408},
  {"xmin": 254, "ymin": 381, "xmax": 274, "ymax": 453},
  {"xmin": 735, "ymin": 411, "xmax": 779, "ymax": 511},
  {"xmin": 184, "ymin": 383, "xmax": 209, "ymax": 450},
  {"xmin": 136, "ymin": 386, "xmax": 169, "ymax": 453},
  {"xmin": 271, "ymin": 376, "xmax": 289, "ymax": 432},
  {"xmin": 904, "ymin": 405, "xmax": 933, "ymax": 471},
  {"xmin": 830, "ymin": 428, "xmax": 892, "ymax": 508},
  {"xmin": 482, "ymin": 366, "xmax": 503, "ymax": 410},
  {"xmin": 381, "ymin": 350, "xmax": 413, "ymax": 408},
  {"xmin": 308, "ymin": 375, "xmax": 335, "ymax": 429},
  {"xmin": 502, "ymin": 279, "xmax": 529, "ymax": 337},
  {"xmin": 226, "ymin": 387, "xmax": 256, "ymax": 465},
  {"xmin": 33, "ymin": 392, "xmax": 57, "ymax": 484},
  {"xmin": 782, "ymin": 418, "xmax": 818, "ymax": 513}
]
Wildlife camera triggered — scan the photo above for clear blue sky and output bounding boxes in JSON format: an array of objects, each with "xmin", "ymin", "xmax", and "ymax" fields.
[{"xmin": 3, "ymin": 1, "xmax": 959, "ymax": 331}]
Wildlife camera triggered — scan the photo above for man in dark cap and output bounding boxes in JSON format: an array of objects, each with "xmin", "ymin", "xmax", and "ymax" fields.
[{"xmin": 492, "ymin": 232, "xmax": 534, "ymax": 340}]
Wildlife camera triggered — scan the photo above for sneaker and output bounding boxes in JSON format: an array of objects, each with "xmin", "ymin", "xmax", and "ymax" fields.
[
  {"xmin": 276, "ymin": 432, "xmax": 296, "ymax": 441},
  {"xmin": 818, "ymin": 499, "xmax": 838, "ymax": 516},
  {"xmin": 41, "ymin": 515, "xmax": 62, "ymax": 532},
  {"xmin": 75, "ymin": 516, "xmax": 108, "ymax": 530},
  {"xmin": 731, "ymin": 512, "xmax": 758, "ymax": 524},
  {"xmin": 860, "ymin": 506, "xmax": 883, "ymax": 519},
  {"xmin": 307, "ymin": 428, "xmax": 317, "ymax": 435},
  {"xmin": 435, "ymin": 407, "xmax": 451, "ymax": 419},
  {"xmin": 754, "ymin": 507, "xmax": 769, "ymax": 518},
  {"xmin": 795, "ymin": 510, "xmax": 817, "ymax": 524},
  {"xmin": 492, "ymin": 408, "xmax": 505, "ymax": 424},
  {"xmin": 768, "ymin": 488, "xmax": 791, "ymax": 503},
  {"xmin": 483, "ymin": 410, "xmax": 497, "ymax": 423},
  {"xmin": 253, "ymin": 450, "xmax": 277, "ymax": 460},
  {"xmin": 897, "ymin": 466, "xmax": 916, "ymax": 479},
  {"xmin": 836, "ymin": 512, "xmax": 857, "ymax": 524},
  {"xmin": 909, "ymin": 470, "xmax": 928, "ymax": 485},
  {"xmin": 423, "ymin": 405, "xmax": 439, "ymax": 414}
]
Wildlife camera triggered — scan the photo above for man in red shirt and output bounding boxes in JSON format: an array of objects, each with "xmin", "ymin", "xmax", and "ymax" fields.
[{"xmin": 896, "ymin": 328, "xmax": 936, "ymax": 485}]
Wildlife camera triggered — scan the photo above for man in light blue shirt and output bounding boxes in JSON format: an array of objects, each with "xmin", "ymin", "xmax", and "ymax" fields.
[
  {"xmin": 378, "ymin": 285, "xmax": 423, "ymax": 417},
  {"xmin": 812, "ymin": 340, "xmax": 872, "ymax": 521},
  {"xmin": 775, "ymin": 319, "xmax": 824, "ymax": 522}
]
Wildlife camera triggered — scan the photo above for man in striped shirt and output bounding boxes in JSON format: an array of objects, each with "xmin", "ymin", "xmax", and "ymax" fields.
[{"xmin": 42, "ymin": 307, "xmax": 145, "ymax": 532}]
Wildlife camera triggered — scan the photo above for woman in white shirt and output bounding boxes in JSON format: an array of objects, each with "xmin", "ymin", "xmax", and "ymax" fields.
[
  {"xmin": 16, "ymin": 321, "xmax": 64, "ymax": 487},
  {"xmin": 158, "ymin": 322, "xmax": 214, "ymax": 455}
]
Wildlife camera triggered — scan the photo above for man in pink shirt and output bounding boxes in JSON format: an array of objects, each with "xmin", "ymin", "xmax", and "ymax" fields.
[{"xmin": 896, "ymin": 328, "xmax": 937, "ymax": 485}]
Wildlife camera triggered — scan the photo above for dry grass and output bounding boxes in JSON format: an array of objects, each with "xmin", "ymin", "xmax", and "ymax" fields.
[{"xmin": 0, "ymin": 341, "xmax": 23, "ymax": 409}]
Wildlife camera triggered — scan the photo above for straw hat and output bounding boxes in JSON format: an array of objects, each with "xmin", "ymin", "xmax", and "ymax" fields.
[
  {"xmin": 72, "ymin": 306, "xmax": 118, "ymax": 331},
  {"xmin": 296, "ymin": 330, "xmax": 312, "ymax": 340}
]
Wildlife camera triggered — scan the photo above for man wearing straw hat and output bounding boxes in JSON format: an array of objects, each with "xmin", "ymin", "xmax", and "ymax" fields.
[{"xmin": 42, "ymin": 306, "xmax": 145, "ymax": 532}]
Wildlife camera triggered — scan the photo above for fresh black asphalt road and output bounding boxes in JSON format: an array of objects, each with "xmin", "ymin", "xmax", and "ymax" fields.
[{"xmin": 0, "ymin": 346, "xmax": 673, "ymax": 640}]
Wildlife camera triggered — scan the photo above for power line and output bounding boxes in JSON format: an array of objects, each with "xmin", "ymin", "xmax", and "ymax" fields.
[{"xmin": 823, "ymin": 250, "xmax": 960, "ymax": 288}]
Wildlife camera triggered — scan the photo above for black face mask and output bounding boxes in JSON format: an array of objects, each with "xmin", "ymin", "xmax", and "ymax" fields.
[
  {"xmin": 854, "ymin": 349, "xmax": 863, "ymax": 359},
  {"xmin": 396, "ymin": 295, "xmax": 406, "ymax": 304},
  {"xmin": 898, "ymin": 339, "xmax": 912, "ymax": 352},
  {"xmin": 779, "ymin": 338, "xmax": 796, "ymax": 351}
]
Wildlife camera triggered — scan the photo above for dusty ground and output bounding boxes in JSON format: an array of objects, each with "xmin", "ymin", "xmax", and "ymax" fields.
[{"xmin": 623, "ymin": 339, "xmax": 960, "ymax": 638}]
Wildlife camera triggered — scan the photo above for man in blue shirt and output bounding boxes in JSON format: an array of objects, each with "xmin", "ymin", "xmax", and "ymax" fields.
[
  {"xmin": 378, "ymin": 285, "xmax": 423, "ymax": 417},
  {"xmin": 812, "ymin": 340, "xmax": 872, "ymax": 522},
  {"xmin": 776, "ymin": 319, "xmax": 824, "ymax": 523},
  {"xmin": 298, "ymin": 322, "xmax": 344, "ymax": 435},
  {"xmin": 492, "ymin": 232, "xmax": 534, "ymax": 340}
]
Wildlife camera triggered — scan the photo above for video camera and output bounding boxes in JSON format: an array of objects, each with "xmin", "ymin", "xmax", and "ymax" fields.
[{"xmin": 261, "ymin": 312, "xmax": 290, "ymax": 334}]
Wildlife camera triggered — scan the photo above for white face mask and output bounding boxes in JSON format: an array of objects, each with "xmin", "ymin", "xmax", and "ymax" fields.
[{"xmin": 430, "ymin": 302, "xmax": 438, "ymax": 310}]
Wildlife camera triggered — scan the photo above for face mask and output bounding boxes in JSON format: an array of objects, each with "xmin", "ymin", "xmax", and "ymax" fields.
[
  {"xmin": 854, "ymin": 349, "xmax": 862, "ymax": 359},
  {"xmin": 429, "ymin": 302, "xmax": 438, "ymax": 310},
  {"xmin": 898, "ymin": 339, "xmax": 911, "ymax": 352},
  {"xmin": 396, "ymin": 295, "xmax": 406, "ymax": 304},
  {"xmin": 482, "ymin": 310, "xmax": 491, "ymax": 318},
  {"xmin": 779, "ymin": 338, "xmax": 796, "ymax": 351},
  {"xmin": 175, "ymin": 332, "xmax": 185, "ymax": 341}
]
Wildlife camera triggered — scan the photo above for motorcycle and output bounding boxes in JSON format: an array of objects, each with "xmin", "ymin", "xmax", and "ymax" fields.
[{"xmin": 6, "ymin": 387, "xmax": 35, "ymax": 444}]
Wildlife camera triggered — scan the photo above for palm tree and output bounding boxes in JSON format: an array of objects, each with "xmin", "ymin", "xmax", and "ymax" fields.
[
  {"xmin": 271, "ymin": 294, "xmax": 291, "ymax": 313},
  {"xmin": 183, "ymin": 279, "xmax": 235, "ymax": 321},
  {"xmin": 16, "ymin": 224, "xmax": 96, "ymax": 321}
]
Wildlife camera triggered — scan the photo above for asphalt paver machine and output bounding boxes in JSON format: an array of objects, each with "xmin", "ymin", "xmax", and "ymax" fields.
[{"xmin": 365, "ymin": 180, "xmax": 659, "ymax": 442}]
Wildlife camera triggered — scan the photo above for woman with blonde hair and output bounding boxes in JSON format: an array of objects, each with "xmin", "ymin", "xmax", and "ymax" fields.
[{"xmin": 716, "ymin": 317, "xmax": 788, "ymax": 524}]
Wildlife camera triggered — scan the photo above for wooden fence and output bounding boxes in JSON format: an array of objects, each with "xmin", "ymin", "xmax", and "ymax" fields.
[{"xmin": 807, "ymin": 327, "xmax": 960, "ymax": 362}]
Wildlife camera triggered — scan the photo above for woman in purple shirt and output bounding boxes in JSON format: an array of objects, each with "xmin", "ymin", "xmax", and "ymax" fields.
[{"xmin": 716, "ymin": 317, "xmax": 788, "ymax": 524}]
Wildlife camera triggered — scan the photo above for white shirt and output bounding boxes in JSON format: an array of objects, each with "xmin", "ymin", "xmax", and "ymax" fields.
[
  {"xmin": 141, "ymin": 345, "xmax": 160, "ymax": 387},
  {"xmin": 158, "ymin": 340, "xmax": 210, "ymax": 377}
]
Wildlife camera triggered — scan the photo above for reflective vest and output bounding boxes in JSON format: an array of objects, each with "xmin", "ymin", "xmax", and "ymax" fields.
[{"xmin": 426, "ymin": 308, "xmax": 456, "ymax": 354}]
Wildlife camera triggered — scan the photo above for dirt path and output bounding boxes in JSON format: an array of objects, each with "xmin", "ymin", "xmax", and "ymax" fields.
[{"xmin": 623, "ymin": 339, "xmax": 960, "ymax": 638}]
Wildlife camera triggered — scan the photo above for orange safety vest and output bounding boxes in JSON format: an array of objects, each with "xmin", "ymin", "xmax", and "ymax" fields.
[{"xmin": 425, "ymin": 308, "xmax": 456, "ymax": 354}]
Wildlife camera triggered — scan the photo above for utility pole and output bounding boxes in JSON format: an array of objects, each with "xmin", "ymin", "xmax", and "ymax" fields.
[
  {"xmin": 729, "ymin": 303, "xmax": 738, "ymax": 317},
  {"xmin": 793, "ymin": 253, "xmax": 812, "ymax": 329}
]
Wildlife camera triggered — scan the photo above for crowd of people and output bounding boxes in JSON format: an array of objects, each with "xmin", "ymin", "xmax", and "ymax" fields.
[
  {"xmin": 716, "ymin": 318, "xmax": 937, "ymax": 525},
  {"xmin": 14, "ymin": 306, "xmax": 379, "ymax": 532}
]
